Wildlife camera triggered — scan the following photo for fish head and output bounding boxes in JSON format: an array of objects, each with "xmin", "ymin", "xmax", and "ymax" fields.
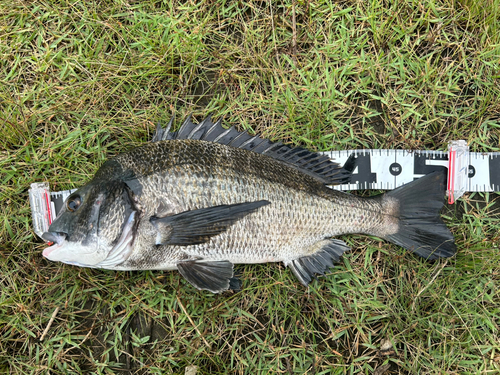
[{"xmin": 42, "ymin": 179, "xmax": 140, "ymax": 267}]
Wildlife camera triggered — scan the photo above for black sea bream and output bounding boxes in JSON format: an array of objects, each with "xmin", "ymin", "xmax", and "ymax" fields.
[{"xmin": 42, "ymin": 116, "xmax": 456, "ymax": 292}]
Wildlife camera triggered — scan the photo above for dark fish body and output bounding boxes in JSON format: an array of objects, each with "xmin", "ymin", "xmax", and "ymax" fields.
[{"xmin": 42, "ymin": 117, "xmax": 456, "ymax": 292}]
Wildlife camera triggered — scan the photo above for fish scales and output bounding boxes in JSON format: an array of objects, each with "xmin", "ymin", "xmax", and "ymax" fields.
[
  {"xmin": 112, "ymin": 140, "xmax": 392, "ymax": 268},
  {"xmin": 42, "ymin": 116, "xmax": 456, "ymax": 293}
]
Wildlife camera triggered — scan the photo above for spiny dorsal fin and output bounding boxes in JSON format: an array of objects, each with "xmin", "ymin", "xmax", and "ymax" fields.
[{"xmin": 152, "ymin": 115, "xmax": 351, "ymax": 185}]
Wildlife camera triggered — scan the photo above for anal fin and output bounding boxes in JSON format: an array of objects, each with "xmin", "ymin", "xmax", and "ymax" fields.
[
  {"xmin": 177, "ymin": 260, "xmax": 237, "ymax": 293},
  {"xmin": 287, "ymin": 239, "xmax": 350, "ymax": 286}
]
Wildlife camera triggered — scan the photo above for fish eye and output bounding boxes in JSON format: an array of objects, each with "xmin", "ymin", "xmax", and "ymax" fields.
[{"xmin": 67, "ymin": 195, "xmax": 82, "ymax": 212}]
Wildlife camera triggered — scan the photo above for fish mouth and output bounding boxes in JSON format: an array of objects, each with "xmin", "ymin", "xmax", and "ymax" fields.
[
  {"xmin": 94, "ymin": 211, "xmax": 138, "ymax": 268},
  {"xmin": 41, "ymin": 232, "xmax": 67, "ymax": 258},
  {"xmin": 42, "ymin": 231, "xmax": 96, "ymax": 265},
  {"xmin": 41, "ymin": 212, "xmax": 138, "ymax": 268}
]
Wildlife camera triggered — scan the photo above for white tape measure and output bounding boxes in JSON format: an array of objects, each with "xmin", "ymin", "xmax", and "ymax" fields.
[
  {"xmin": 29, "ymin": 141, "xmax": 499, "ymax": 239},
  {"xmin": 328, "ymin": 149, "xmax": 499, "ymax": 190},
  {"xmin": 326, "ymin": 141, "xmax": 499, "ymax": 203}
]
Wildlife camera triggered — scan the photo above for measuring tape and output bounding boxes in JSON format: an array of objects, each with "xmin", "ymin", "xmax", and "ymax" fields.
[
  {"xmin": 326, "ymin": 141, "xmax": 500, "ymax": 203},
  {"xmin": 29, "ymin": 141, "xmax": 499, "ymax": 239}
]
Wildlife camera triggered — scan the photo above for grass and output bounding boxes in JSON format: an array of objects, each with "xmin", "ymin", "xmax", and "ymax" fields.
[{"xmin": 1, "ymin": 0, "xmax": 500, "ymax": 373}]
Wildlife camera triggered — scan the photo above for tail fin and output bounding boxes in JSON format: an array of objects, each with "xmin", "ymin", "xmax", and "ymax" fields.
[{"xmin": 384, "ymin": 170, "xmax": 456, "ymax": 260}]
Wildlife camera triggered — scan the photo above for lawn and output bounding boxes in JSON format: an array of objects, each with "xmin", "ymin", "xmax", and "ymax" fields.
[{"xmin": 1, "ymin": 0, "xmax": 499, "ymax": 374}]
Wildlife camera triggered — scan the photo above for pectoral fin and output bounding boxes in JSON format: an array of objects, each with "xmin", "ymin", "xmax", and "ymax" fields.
[
  {"xmin": 177, "ymin": 260, "xmax": 239, "ymax": 293},
  {"xmin": 150, "ymin": 200, "xmax": 270, "ymax": 246}
]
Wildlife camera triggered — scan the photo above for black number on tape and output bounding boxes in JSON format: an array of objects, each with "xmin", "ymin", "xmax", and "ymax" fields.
[
  {"xmin": 350, "ymin": 154, "xmax": 377, "ymax": 185},
  {"xmin": 490, "ymin": 155, "xmax": 500, "ymax": 189},
  {"xmin": 413, "ymin": 153, "xmax": 447, "ymax": 178}
]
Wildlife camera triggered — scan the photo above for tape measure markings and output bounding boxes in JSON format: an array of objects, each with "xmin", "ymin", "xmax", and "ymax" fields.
[{"xmin": 325, "ymin": 150, "xmax": 500, "ymax": 192}]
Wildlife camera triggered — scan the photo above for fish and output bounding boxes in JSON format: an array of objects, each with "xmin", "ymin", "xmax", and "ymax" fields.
[{"xmin": 41, "ymin": 116, "xmax": 456, "ymax": 293}]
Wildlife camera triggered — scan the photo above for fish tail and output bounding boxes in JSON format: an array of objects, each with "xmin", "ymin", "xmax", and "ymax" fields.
[{"xmin": 382, "ymin": 170, "xmax": 456, "ymax": 259}]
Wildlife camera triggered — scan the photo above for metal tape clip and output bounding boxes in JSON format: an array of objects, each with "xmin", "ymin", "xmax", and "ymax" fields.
[{"xmin": 447, "ymin": 140, "xmax": 469, "ymax": 204}]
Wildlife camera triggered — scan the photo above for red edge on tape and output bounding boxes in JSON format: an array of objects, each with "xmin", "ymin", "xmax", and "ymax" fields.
[
  {"xmin": 44, "ymin": 190, "xmax": 52, "ymax": 225},
  {"xmin": 44, "ymin": 190, "xmax": 53, "ymax": 245},
  {"xmin": 447, "ymin": 150, "xmax": 455, "ymax": 204}
]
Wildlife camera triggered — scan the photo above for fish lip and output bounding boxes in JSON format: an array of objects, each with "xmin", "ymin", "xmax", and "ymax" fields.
[
  {"xmin": 41, "ymin": 232, "xmax": 67, "ymax": 258},
  {"xmin": 41, "ymin": 231, "xmax": 67, "ymax": 245},
  {"xmin": 42, "ymin": 240, "xmax": 64, "ymax": 258}
]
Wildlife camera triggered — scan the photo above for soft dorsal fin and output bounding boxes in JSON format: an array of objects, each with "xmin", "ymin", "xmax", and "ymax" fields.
[{"xmin": 152, "ymin": 115, "xmax": 352, "ymax": 185}]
